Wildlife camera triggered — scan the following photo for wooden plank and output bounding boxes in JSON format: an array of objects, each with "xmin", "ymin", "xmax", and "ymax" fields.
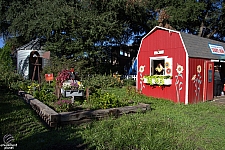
[
  {"xmin": 20, "ymin": 91, "xmax": 150, "ymax": 127},
  {"xmin": 59, "ymin": 103, "xmax": 150, "ymax": 122},
  {"xmin": 29, "ymin": 98, "xmax": 59, "ymax": 122},
  {"xmin": 60, "ymin": 118, "xmax": 93, "ymax": 126},
  {"xmin": 21, "ymin": 93, "xmax": 59, "ymax": 126}
]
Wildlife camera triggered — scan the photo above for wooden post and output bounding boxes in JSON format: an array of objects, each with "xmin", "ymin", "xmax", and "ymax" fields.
[
  {"xmin": 71, "ymin": 96, "xmax": 74, "ymax": 103},
  {"xmin": 55, "ymin": 85, "xmax": 61, "ymax": 99},
  {"xmin": 86, "ymin": 87, "xmax": 89, "ymax": 101}
]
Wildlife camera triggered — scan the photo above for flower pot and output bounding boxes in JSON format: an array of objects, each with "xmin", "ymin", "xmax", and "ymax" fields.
[
  {"xmin": 143, "ymin": 77, "xmax": 172, "ymax": 85},
  {"xmin": 61, "ymin": 89, "xmax": 84, "ymax": 97},
  {"xmin": 163, "ymin": 79, "xmax": 172, "ymax": 85}
]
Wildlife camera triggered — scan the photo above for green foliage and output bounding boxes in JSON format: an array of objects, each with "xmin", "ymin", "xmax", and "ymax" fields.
[
  {"xmin": 1, "ymin": 0, "xmax": 225, "ymax": 56},
  {"xmin": 84, "ymin": 89, "xmax": 129, "ymax": 109},
  {"xmin": 41, "ymin": 55, "xmax": 96, "ymax": 81},
  {"xmin": 3, "ymin": 87, "xmax": 225, "ymax": 149},
  {"xmin": 0, "ymin": 43, "xmax": 22, "ymax": 88},
  {"xmin": 1, "ymin": 0, "xmax": 157, "ymax": 56},
  {"xmin": 13, "ymin": 80, "xmax": 31, "ymax": 92},
  {"xmin": 122, "ymin": 78, "xmax": 136, "ymax": 86},
  {"xmin": 33, "ymin": 82, "xmax": 57, "ymax": 104},
  {"xmin": 144, "ymin": 75, "xmax": 172, "ymax": 86},
  {"xmin": 83, "ymin": 74, "xmax": 123, "ymax": 90},
  {"xmin": 54, "ymin": 99, "xmax": 73, "ymax": 112}
]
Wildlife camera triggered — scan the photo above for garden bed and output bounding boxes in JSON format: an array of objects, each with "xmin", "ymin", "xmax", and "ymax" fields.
[{"xmin": 18, "ymin": 91, "xmax": 151, "ymax": 127}]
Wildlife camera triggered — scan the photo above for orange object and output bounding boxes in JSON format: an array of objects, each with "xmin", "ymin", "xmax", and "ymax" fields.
[
  {"xmin": 223, "ymin": 84, "xmax": 225, "ymax": 92},
  {"xmin": 70, "ymin": 68, "xmax": 74, "ymax": 72},
  {"xmin": 45, "ymin": 73, "xmax": 54, "ymax": 81}
]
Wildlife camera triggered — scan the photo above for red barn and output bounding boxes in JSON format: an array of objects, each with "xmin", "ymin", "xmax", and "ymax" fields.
[{"xmin": 137, "ymin": 26, "xmax": 225, "ymax": 104}]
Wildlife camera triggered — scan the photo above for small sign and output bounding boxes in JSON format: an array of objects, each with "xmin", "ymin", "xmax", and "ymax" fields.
[
  {"xmin": 154, "ymin": 50, "xmax": 164, "ymax": 55},
  {"xmin": 45, "ymin": 73, "xmax": 54, "ymax": 81},
  {"xmin": 208, "ymin": 70, "xmax": 212, "ymax": 83},
  {"xmin": 209, "ymin": 44, "xmax": 225, "ymax": 55}
]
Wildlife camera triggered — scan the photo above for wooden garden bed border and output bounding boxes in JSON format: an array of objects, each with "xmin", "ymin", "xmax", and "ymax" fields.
[{"xmin": 18, "ymin": 91, "xmax": 151, "ymax": 127}]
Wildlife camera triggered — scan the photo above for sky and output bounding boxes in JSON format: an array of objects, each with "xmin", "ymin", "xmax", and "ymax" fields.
[
  {"xmin": 0, "ymin": 38, "xmax": 4, "ymax": 48},
  {"xmin": 0, "ymin": 36, "xmax": 135, "ymax": 49}
]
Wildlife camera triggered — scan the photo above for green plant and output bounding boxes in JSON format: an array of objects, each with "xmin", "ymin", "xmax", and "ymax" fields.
[
  {"xmin": 33, "ymin": 88, "xmax": 57, "ymax": 104},
  {"xmin": 54, "ymin": 99, "xmax": 73, "ymax": 112},
  {"xmin": 144, "ymin": 75, "xmax": 172, "ymax": 86},
  {"xmin": 0, "ymin": 43, "xmax": 22, "ymax": 88},
  {"xmin": 83, "ymin": 74, "xmax": 123, "ymax": 90},
  {"xmin": 27, "ymin": 82, "xmax": 40, "ymax": 94},
  {"xmin": 56, "ymin": 69, "xmax": 71, "ymax": 86},
  {"xmin": 84, "ymin": 89, "xmax": 128, "ymax": 109},
  {"xmin": 123, "ymin": 78, "xmax": 136, "ymax": 86},
  {"xmin": 62, "ymin": 80, "xmax": 84, "ymax": 91},
  {"xmin": 3, "ymin": 85, "xmax": 225, "ymax": 150}
]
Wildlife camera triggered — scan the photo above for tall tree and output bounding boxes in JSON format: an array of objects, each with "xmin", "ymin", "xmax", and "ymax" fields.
[
  {"xmin": 1, "ymin": 0, "xmax": 225, "ymax": 55},
  {"xmin": 156, "ymin": 0, "xmax": 225, "ymax": 41}
]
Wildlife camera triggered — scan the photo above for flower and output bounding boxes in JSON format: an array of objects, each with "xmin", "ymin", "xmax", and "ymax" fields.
[
  {"xmin": 62, "ymin": 81, "xmax": 72, "ymax": 90},
  {"xmin": 77, "ymin": 81, "xmax": 81, "ymax": 86},
  {"xmin": 139, "ymin": 65, "xmax": 145, "ymax": 73},
  {"xmin": 165, "ymin": 62, "xmax": 170, "ymax": 68},
  {"xmin": 197, "ymin": 65, "xmax": 201, "ymax": 73},
  {"xmin": 56, "ymin": 69, "xmax": 71, "ymax": 86},
  {"xmin": 78, "ymin": 84, "xmax": 84, "ymax": 90},
  {"xmin": 176, "ymin": 64, "xmax": 184, "ymax": 74},
  {"xmin": 192, "ymin": 74, "xmax": 196, "ymax": 80},
  {"xmin": 166, "ymin": 68, "xmax": 171, "ymax": 74},
  {"xmin": 71, "ymin": 81, "xmax": 79, "ymax": 88}
]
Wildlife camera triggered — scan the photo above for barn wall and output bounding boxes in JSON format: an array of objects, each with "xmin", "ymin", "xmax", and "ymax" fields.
[
  {"xmin": 188, "ymin": 58, "xmax": 206, "ymax": 103},
  {"xmin": 137, "ymin": 28, "xmax": 187, "ymax": 103}
]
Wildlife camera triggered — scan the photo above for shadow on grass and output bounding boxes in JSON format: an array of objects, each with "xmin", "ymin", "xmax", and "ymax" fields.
[
  {"xmin": 16, "ymin": 127, "xmax": 89, "ymax": 150},
  {"xmin": 0, "ymin": 87, "xmax": 90, "ymax": 150}
]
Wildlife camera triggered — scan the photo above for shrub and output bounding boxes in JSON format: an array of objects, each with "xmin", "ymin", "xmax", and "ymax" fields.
[
  {"xmin": 83, "ymin": 74, "xmax": 123, "ymax": 90},
  {"xmin": 123, "ymin": 78, "xmax": 136, "ymax": 86},
  {"xmin": 54, "ymin": 99, "xmax": 72, "ymax": 112},
  {"xmin": 84, "ymin": 89, "xmax": 129, "ymax": 109},
  {"xmin": 34, "ymin": 89, "xmax": 57, "ymax": 104},
  {"xmin": 0, "ymin": 43, "xmax": 22, "ymax": 88}
]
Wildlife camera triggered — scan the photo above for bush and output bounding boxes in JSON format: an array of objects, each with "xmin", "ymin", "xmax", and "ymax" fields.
[
  {"xmin": 123, "ymin": 78, "xmax": 136, "ymax": 86},
  {"xmin": 33, "ymin": 81, "xmax": 57, "ymax": 104},
  {"xmin": 0, "ymin": 43, "xmax": 23, "ymax": 88},
  {"xmin": 54, "ymin": 99, "xmax": 73, "ymax": 112},
  {"xmin": 83, "ymin": 74, "xmax": 123, "ymax": 90},
  {"xmin": 83, "ymin": 89, "xmax": 129, "ymax": 109}
]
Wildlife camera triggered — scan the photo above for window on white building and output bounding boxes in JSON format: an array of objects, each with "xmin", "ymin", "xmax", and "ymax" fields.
[{"xmin": 120, "ymin": 50, "xmax": 123, "ymax": 55}]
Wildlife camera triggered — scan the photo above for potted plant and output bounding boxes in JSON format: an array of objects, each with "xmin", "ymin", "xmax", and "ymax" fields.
[
  {"xmin": 62, "ymin": 80, "xmax": 85, "ymax": 97},
  {"xmin": 56, "ymin": 69, "xmax": 85, "ymax": 97},
  {"xmin": 143, "ymin": 75, "xmax": 172, "ymax": 86}
]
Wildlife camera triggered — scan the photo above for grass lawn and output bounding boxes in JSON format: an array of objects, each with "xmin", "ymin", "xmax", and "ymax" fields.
[{"xmin": 1, "ymin": 86, "xmax": 225, "ymax": 150}]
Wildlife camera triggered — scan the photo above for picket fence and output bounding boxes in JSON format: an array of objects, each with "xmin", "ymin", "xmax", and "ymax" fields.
[{"xmin": 122, "ymin": 75, "xmax": 137, "ymax": 80}]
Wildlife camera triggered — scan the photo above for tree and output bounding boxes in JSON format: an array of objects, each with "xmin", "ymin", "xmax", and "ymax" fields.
[
  {"xmin": 1, "ymin": 0, "xmax": 225, "ymax": 66},
  {"xmin": 0, "ymin": 0, "xmax": 156, "ymax": 53},
  {"xmin": 155, "ymin": 0, "xmax": 225, "ymax": 41}
]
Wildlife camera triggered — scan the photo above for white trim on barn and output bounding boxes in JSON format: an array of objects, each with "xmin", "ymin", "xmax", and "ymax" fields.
[{"xmin": 179, "ymin": 33, "xmax": 189, "ymax": 105}]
